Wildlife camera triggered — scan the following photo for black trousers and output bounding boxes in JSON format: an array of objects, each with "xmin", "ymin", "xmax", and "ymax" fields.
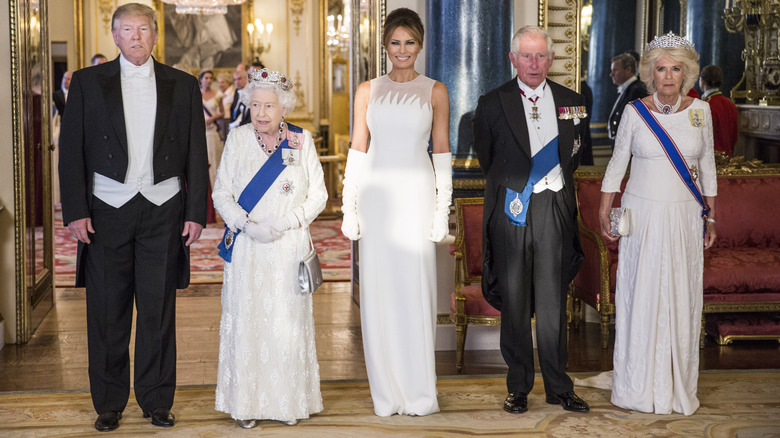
[
  {"xmin": 491, "ymin": 189, "xmax": 574, "ymax": 396},
  {"xmin": 85, "ymin": 193, "xmax": 182, "ymax": 414}
]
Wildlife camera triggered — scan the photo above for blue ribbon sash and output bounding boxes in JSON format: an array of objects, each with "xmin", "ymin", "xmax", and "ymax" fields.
[
  {"xmin": 217, "ymin": 123, "xmax": 304, "ymax": 262},
  {"xmin": 631, "ymin": 101, "xmax": 710, "ymax": 233},
  {"xmin": 504, "ymin": 136, "xmax": 560, "ymax": 226}
]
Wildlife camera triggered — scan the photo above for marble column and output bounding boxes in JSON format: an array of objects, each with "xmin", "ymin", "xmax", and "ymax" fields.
[
  {"xmin": 425, "ymin": 0, "xmax": 513, "ymax": 159},
  {"xmin": 685, "ymin": 0, "xmax": 744, "ymax": 96},
  {"xmin": 587, "ymin": 0, "xmax": 638, "ymax": 146}
]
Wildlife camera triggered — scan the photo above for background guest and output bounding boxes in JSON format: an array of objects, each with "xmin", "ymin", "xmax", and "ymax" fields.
[
  {"xmin": 700, "ymin": 64, "xmax": 738, "ymax": 156},
  {"xmin": 229, "ymin": 69, "xmax": 250, "ymax": 129},
  {"xmin": 599, "ymin": 33, "xmax": 717, "ymax": 416},
  {"xmin": 91, "ymin": 53, "xmax": 108, "ymax": 65},
  {"xmin": 216, "ymin": 72, "xmax": 234, "ymax": 141},
  {"xmin": 608, "ymin": 52, "xmax": 648, "ymax": 146},
  {"xmin": 213, "ymin": 68, "xmax": 327, "ymax": 429},
  {"xmin": 200, "ymin": 69, "xmax": 224, "ymax": 192},
  {"xmin": 53, "ymin": 71, "xmax": 71, "ymax": 117},
  {"xmin": 340, "ymin": 7, "xmax": 451, "ymax": 417}
]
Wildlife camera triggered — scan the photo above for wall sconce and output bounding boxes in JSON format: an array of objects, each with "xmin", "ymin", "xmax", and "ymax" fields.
[
  {"xmin": 247, "ymin": 18, "xmax": 273, "ymax": 64},
  {"xmin": 327, "ymin": 14, "xmax": 350, "ymax": 55}
]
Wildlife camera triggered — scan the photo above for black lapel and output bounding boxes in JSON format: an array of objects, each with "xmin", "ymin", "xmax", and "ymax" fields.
[
  {"xmin": 498, "ymin": 79, "xmax": 532, "ymax": 159},
  {"xmin": 153, "ymin": 60, "xmax": 175, "ymax": 153},
  {"xmin": 550, "ymin": 81, "xmax": 575, "ymax": 165},
  {"xmin": 100, "ymin": 59, "xmax": 128, "ymax": 153}
]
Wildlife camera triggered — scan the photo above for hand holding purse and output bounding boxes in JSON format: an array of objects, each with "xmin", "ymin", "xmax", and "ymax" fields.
[
  {"xmin": 609, "ymin": 207, "xmax": 631, "ymax": 237},
  {"xmin": 298, "ymin": 228, "xmax": 323, "ymax": 294}
]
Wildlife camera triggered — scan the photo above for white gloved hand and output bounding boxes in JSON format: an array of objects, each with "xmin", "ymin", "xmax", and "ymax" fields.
[
  {"xmin": 264, "ymin": 216, "xmax": 291, "ymax": 233},
  {"xmin": 341, "ymin": 149, "xmax": 367, "ymax": 241},
  {"xmin": 429, "ymin": 152, "xmax": 453, "ymax": 242},
  {"xmin": 244, "ymin": 221, "xmax": 282, "ymax": 243}
]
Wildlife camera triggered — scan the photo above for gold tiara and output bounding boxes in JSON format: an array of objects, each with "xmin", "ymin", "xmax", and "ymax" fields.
[
  {"xmin": 646, "ymin": 31, "xmax": 695, "ymax": 52},
  {"xmin": 249, "ymin": 68, "xmax": 293, "ymax": 91}
]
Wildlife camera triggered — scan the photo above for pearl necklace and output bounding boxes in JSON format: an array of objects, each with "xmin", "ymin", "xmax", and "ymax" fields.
[
  {"xmin": 652, "ymin": 92, "xmax": 681, "ymax": 115},
  {"xmin": 256, "ymin": 122, "xmax": 285, "ymax": 155}
]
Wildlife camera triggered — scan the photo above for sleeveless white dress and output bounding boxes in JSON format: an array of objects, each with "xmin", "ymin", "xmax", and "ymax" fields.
[
  {"xmin": 203, "ymin": 95, "xmax": 224, "ymax": 189},
  {"xmin": 602, "ymin": 100, "xmax": 717, "ymax": 416},
  {"xmin": 357, "ymin": 74, "xmax": 440, "ymax": 417}
]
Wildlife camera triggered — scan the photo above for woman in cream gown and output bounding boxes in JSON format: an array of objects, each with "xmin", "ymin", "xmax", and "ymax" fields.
[
  {"xmin": 599, "ymin": 34, "xmax": 717, "ymax": 416},
  {"xmin": 213, "ymin": 69, "xmax": 327, "ymax": 428},
  {"xmin": 340, "ymin": 8, "xmax": 452, "ymax": 417},
  {"xmin": 199, "ymin": 70, "xmax": 224, "ymax": 190}
]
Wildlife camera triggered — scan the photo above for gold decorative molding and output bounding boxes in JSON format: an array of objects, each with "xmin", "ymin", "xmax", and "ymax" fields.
[
  {"xmin": 74, "ymin": 0, "xmax": 85, "ymax": 69},
  {"xmin": 453, "ymin": 179, "xmax": 486, "ymax": 190},
  {"xmin": 98, "ymin": 0, "xmax": 115, "ymax": 35},
  {"xmin": 452, "ymin": 158, "xmax": 481, "ymax": 169},
  {"xmin": 10, "ymin": 0, "xmax": 26, "ymax": 345},
  {"xmin": 539, "ymin": 0, "xmax": 580, "ymax": 92},
  {"xmin": 714, "ymin": 152, "xmax": 780, "ymax": 176},
  {"xmin": 290, "ymin": 0, "xmax": 304, "ymax": 37},
  {"xmin": 294, "ymin": 69, "xmax": 306, "ymax": 111}
]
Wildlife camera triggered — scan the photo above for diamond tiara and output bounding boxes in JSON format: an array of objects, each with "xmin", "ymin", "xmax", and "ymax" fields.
[
  {"xmin": 249, "ymin": 68, "xmax": 293, "ymax": 91},
  {"xmin": 646, "ymin": 31, "xmax": 695, "ymax": 52}
]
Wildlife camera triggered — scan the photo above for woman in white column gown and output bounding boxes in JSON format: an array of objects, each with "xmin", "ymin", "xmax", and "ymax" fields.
[
  {"xmin": 599, "ymin": 38, "xmax": 717, "ymax": 416},
  {"xmin": 339, "ymin": 8, "xmax": 453, "ymax": 417},
  {"xmin": 212, "ymin": 70, "xmax": 327, "ymax": 427}
]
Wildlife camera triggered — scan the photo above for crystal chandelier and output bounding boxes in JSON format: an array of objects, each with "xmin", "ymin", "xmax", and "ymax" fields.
[{"xmin": 160, "ymin": 0, "xmax": 247, "ymax": 15}]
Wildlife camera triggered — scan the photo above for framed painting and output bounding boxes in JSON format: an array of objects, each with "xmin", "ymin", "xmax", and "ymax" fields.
[{"xmin": 153, "ymin": 1, "xmax": 251, "ymax": 69}]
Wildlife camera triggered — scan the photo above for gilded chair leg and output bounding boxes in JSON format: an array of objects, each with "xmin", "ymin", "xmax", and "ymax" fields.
[
  {"xmin": 600, "ymin": 313, "xmax": 610, "ymax": 349},
  {"xmin": 700, "ymin": 312, "xmax": 706, "ymax": 349},
  {"xmin": 455, "ymin": 323, "xmax": 468, "ymax": 374}
]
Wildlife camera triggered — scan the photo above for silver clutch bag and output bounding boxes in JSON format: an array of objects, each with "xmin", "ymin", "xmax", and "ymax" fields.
[
  {"xmin": 298, "ymin": 229, "xmax": 323, "ymax": 294},
  {"xmin": 609, "ymin": 207, "xmax": 631, "ymax": 237}
]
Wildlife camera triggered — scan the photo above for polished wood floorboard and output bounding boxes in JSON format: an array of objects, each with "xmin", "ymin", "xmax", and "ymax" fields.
[{"xmin": 1, "ymin": 282, "xmax": 779, "ymax": 393}]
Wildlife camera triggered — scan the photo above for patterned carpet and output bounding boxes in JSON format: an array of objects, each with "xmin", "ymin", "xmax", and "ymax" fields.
[
  {"xmin": 0, "ymin": 372, "xmax": 779, "ymax": 436},
  {"xmin": 53, "ymin": 206, "xmax": 351, "ymax": 286}
]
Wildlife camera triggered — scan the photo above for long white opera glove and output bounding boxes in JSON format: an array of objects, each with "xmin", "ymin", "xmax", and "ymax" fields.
[
  {"xmin": 429, "ymin": 152, "xmax": 453, "ymax": 242},
  {"xmin": 245, "ymin": 221, "xmax": 282, "ymax": 243},
  {"xmin": 340, "ymin": 149, "xmax": 366, "ymax": 240},
  {"xmin": 264, "ymin": 210, "xmax": 300, "ymax": 233}
]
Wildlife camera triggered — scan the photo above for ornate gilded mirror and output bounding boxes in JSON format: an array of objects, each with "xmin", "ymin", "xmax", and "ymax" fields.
[{"xmin": 11, "ymin": 0, "xmax": 55, "ymax": 343}]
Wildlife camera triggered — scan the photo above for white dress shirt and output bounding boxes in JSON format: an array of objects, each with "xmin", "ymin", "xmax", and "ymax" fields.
[
  {"xmin": 93, "ymin": 55, "xmax": 180, "ymax": 208},
  {"xmin": 517, "ymin": 78, "xmax": 564, "ymax": 193}
]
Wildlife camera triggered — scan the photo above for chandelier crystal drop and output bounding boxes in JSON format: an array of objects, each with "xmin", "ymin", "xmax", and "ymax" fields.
[{"xmin": 161, "ymin": 0, "xmax": 246, "ymax": 15}]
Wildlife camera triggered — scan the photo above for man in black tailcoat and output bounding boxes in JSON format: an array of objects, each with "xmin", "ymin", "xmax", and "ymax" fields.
[
  {"xmin": 473, "ymin": 25, "xmax": 589, "ymax": 415},
  {"xmin": 608, "ymin": 52, "xmax": 648, "ymax": 145},
  {"xmin": 58, "ymin": 2, "xmax": 208, "ymax": 432}
]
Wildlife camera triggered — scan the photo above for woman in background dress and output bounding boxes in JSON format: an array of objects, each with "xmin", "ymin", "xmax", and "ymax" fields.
[
  {"xmin": 340, "ymin": 8, "xmax": 452, "ymax": 417},
  {"xmin": 599, "ymin": 33, "xmax": 717, "ymax": 416},
  {"xmin": 200, "ymin": 70, "xmax": 224, "ymax": 190},
  {"xmin": 216, "ymin": 72, "xmax": 234, "ymax": 141},
  {"xmin": 213, "ymin": 68, "xmax": 327, "ymax": 428}
]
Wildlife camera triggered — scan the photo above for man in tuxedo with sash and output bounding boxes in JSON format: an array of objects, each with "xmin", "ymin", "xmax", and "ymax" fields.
[
  {"xmin": 229, "ymin": 69, "xmax": 250, "ymax": 129},
  {"xmin": 473, "ymin": 25, "xmax": 588, "ymax": 415},
  {"xmin": 58, "ymin": 3, "xmax": 208, "ymax": 432}
]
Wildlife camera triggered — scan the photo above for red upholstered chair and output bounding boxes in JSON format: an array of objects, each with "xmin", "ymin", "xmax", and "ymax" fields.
[{"xmin": 449, "ymin": 197, "xmax": 500, "ymax": 373}]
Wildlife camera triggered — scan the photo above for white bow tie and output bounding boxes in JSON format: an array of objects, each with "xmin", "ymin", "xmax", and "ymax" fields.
[{"xmin": 123, "ymin": 63, "xmax": 152, "ymax": 79}]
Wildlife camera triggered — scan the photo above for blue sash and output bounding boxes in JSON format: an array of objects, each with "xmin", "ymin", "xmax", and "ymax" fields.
[
  {"xmin": 217, "ymin": 123, "xmax": 303, "ymax": 262},
  {"xmin": 631, "ymin": 101, "xmax": 710, "ymax": 220},
  {"xmin": 504, "ymin": 136, "xmax": 560, "ymax": 226}
]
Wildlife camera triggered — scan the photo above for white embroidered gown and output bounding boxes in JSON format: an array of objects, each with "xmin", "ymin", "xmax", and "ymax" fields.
[
  {"xmin": 357, "ymin": 74, "xmax": 440, "ymax": 417},
  {"xmin": 602, "ymin": 100, "xmax": 717, "ymax": 416},
  {"xmin": 212, "ymin": 123, "xmax": 327, "ymax": 422}
]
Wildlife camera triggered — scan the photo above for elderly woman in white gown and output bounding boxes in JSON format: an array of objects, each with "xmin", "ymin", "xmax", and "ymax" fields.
[
  {"xmin": 598, "ymin": 33, "xmax": 717, "ymax": 416},
  {"xmin": 212, "ymin": 68, "xmax": 327, "ymax": 429}
]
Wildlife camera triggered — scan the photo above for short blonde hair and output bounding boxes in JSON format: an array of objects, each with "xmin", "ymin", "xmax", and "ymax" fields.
[
  {"xmin": 639, "ymin": 46, "xmax": 700, "ymax": 95},
  {"xmin": 111, "ymin": 3, "xmax": 157, "ymax": 32}
]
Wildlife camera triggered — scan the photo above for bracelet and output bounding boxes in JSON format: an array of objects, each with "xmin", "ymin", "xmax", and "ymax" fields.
[
  {"xmin": 705, "ymin": 218, "xmax": 716, "ymax": 224},
  {"xmin": 240, "ymin": 218, "xmax": 250, "ymax": 231}
]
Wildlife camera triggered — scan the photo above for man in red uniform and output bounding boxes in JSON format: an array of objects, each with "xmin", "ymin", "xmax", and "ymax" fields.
[{"xmin": 700, "ymin": 65, "xmax": 738, "ymax": 156}]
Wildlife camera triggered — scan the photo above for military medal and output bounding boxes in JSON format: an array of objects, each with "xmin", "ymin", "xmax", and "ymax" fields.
[
  {"xmin": 279, "ymin": 179, "xmax": 294, "ymax": 195},
  {"xmin": 690, "ymin": 164, "xmax": 698, "ymax": 182},
  {"xmin": 689, "ymin": 109, "xmax": 704, "ymax": 128}
]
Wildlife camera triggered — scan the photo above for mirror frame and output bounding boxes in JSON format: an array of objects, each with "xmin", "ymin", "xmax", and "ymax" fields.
[{"xmin": 10, "ymin": 0, "xmax": 55, "ymax": 343}]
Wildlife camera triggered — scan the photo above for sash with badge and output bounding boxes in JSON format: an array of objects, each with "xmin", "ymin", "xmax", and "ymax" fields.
[
  {"xmin": 630, "ymin": 100, "xmax": 711, "ymax": 234},
  {"xmin": 217, "ymin": 123, "xmax": 304, "ymax": 262},
  {"xmin": 504, "ymin": 137, "xmax": 560, "ymax": 226}
]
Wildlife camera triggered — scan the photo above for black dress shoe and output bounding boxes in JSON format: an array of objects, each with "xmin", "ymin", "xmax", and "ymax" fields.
[
  {"xmin": 503, "ymin": 392, "xmax": 528, "ymax": 414},
  {"xmin": 143, "ymin": 408, "xmax": 175, "ymax": 427},
  {"xmin": 94, "ymin": 411, "xmax": 121, "ymax": 432},
  {"xmin": 546, "ymin": 391, "xmax": 590, "ymax": 412}
]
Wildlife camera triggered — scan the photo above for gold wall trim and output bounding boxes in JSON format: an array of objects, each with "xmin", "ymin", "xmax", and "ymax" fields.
[
  {"xmin": 74, "ymin": 0, "xmax": 84, "ymax": 69},
  {"xmin": 453, "ymin": 158, "xmax": 482, "ymax": 169},
  {"xmin": 10, "ymin": 0, "xmax": 26, "ymax": 345},
  {"xmin": 290, "ymin": 0, "xmax": 304, "ymax": 37},
  {"xmin": 453, "ymin": 179, "xmax": 486, "ymax": 190},
  {"xmin": 98, "ymin": 0, "xmax": 114, "ymax": 34},
  {"xmin": 540, "ymin": 0, "xmax": 580, "ymax": 92}
]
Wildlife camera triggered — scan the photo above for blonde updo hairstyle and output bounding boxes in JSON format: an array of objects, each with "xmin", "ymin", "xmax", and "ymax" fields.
[
  {"xmin": 639, "ymin": 46, "xmax": 700, "ymax": 95},
  {"xmin": 382, "ymin": 8, "xmax": 424, "ymax": 49}
]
